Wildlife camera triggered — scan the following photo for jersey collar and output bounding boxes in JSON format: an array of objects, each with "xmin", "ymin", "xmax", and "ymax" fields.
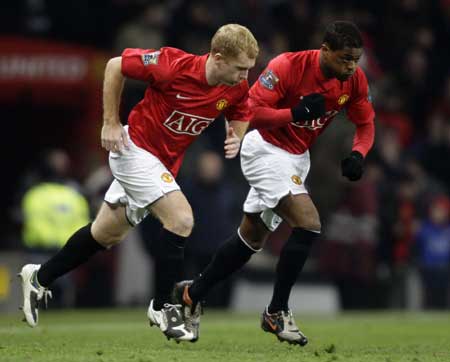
[{"xmin": 199, "ymin": 53, "xmax": 210, "ymax": 87}]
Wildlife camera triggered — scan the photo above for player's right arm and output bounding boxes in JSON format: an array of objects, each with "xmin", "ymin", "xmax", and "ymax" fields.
[
  {"xmin": 249, "ymin": 55, "xmax": 291, "ymax": 128},
  {"xmin": 102, "ymin": 48, "xmax": 180, "ymax": 152},
  {"xmin": 102, "ymin": 56, "xmax": 129, "ymax": 152},
  {"xmin": 249, "ymin": 54, "xmax": 325, "ymax": 129}
]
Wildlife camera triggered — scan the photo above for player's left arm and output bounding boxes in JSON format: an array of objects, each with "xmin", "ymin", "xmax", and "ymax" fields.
[
  {"xmin": 223, "ymin": 88, "xmax": 252, "ymax": 159},
  {"xmin": 228, "ymin": 120, "xmax": 248, "ymax": 139},
  {"xmin": 224, "ymin": 120, "xmax": 249, "ymax": 159},
  {"xmin": 341, "ymin": 69, "xmax": 376, "ymax": 181}
]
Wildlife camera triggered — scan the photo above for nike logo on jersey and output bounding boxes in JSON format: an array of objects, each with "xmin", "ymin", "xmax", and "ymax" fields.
[
  {"xmin": 304, "ymin": 106, "xmax": 310, "ymax": 113},
  {"xmin": 176, "ymin": 94, "xmax": 192, "ymax": 100}
]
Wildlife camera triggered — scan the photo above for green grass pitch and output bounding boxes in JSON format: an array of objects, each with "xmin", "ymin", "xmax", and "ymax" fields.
[{"xmin": 1, "ymin": 309, "xmax": 449, "ymax": 362}]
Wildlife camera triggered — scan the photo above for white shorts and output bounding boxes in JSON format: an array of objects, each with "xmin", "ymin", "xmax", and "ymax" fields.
[
  {"xmin": 241, "ymin": 130, "xmax": 310, "ymax": 231},
  {"xmin": 104, "ymin": 126, "xmax": 180, "ymax": 226}
]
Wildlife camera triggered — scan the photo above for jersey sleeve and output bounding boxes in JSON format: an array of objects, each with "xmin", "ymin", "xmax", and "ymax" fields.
[
  {"xmin": 121, "ymin": 47, "xmax": 178, "ymax": 86},
  {"xmin": 347, "ymin": 69, "xmax": 376, "ymax": 156},
  {"xmin": 249, "ymin": 54, "xmax": 292, "ymax": 108},
  {"xmin": 248, "ymin": 54, "xmax": 297, "ymax": 128},
  {"xmin": 223, "ymin": 83, "xmax": 251, "ymax": 122}
]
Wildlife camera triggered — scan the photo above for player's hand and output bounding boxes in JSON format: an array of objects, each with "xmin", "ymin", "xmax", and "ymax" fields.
[
  {"xmin": 291, "ymin": 93, "xmax": 326, "ymax": 122},
  {"xmin": 341, "ymin": 151, "xmax": 364, "ymax": 181},
  {"xmin": 101, "ymin": 122, "xmax": 129, "ymax": 153},
  {"xmin": 224, "ymin": 126, "xmax": 241, "ymax": 159}
]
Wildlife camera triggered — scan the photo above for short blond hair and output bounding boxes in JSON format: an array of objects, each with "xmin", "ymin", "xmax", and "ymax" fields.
[{"xmin": 211, "ymin": 24, "xmax": 259, "ymax": 60}]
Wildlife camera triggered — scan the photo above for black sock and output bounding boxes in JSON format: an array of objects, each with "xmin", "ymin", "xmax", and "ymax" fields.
[
  {"xmin": 37, "ymin": 223, "xmax": 106, "ymax": 287},
  {"xmin": 189, "ymin": 230, "xmax": 257, "ymax": 304},
  {"xmin": 268, "ymin": 228, "xmax": 319, "ymax": 313},
  {"xmin": 153, "ymin": 228, "xmax": 186, "ymax": 310}
]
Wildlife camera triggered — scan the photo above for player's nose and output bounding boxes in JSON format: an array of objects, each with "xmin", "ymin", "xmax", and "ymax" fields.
[{"xmin": 346, "ymin": 61, "xmax": 357, "ymax": 73}]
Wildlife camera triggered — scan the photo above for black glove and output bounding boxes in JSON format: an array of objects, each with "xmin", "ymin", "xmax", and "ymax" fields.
[
  {"xmin": 291, "ymin": 93, "xmax": 326, "ymax": 122},
  {"xmin": 341, "ymin": 151, "xmax": 364, "ymax": 181}
]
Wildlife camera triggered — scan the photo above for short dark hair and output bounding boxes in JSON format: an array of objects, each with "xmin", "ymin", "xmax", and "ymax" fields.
[{"xmin": 323, "ymin": 21, "xmax": 363, "ymax": 50}]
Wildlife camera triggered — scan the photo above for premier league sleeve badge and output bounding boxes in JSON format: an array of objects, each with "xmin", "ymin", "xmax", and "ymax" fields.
[{"xmin": 259, "ymin": 69, "xmax": 279, "ymax": 90}]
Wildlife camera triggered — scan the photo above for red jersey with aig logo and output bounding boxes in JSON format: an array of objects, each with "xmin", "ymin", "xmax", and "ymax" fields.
[
  {"xmin": 249, "ymin": 50, "xmax": 375, "ymax": 156},
  {"xmin": 121, "ymin": 47, "xmax": 251, "ymax": 176}
]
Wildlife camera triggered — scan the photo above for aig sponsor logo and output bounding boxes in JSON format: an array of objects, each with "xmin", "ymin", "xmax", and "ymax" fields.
[
  {"xmin": 163, "ymin": 110, "xmax": 214, "ymax": 136},
  {"xmin": 292, "ymin": 110, "xmax": 339, "ymax": 130}
]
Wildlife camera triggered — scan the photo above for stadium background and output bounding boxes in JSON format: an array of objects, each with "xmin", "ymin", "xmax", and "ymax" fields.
[{"xmin": 0, "ymin": 0, "xmax": 449, "ymax": 314}]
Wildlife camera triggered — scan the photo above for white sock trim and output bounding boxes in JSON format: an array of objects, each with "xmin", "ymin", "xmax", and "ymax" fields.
[
  {"xmin": 237, "ymin": 228, "xmax": 262, "ymax": 253},
  {"xmin": 306, "ymin": 229, "xmax": 321, "ymax": 234}
]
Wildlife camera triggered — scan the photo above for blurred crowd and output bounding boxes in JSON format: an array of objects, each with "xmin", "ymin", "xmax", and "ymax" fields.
[{"xmin": 2, "ymin": 0, "xmax": 449, "ymax": 309}]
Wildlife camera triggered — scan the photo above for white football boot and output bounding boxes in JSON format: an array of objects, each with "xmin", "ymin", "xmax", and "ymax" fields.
[
  {"xmin": 18, "ymin": 264, "xmax": 52, "ymax": 327},
  {"xmin": 147, "ymin": 299, "xmax": 194, "ymax": 342}
]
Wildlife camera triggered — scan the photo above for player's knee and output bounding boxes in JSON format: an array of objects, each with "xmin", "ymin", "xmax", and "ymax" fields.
[
  {"xmin": 246, "ymin": 238, "xmax": 264, "ymax": 250},
  {"xmin": 306, "ymin": 219, "xmax": 321, "ymax": 233},
  {"xmin": 239, "ymin": 228, "xmax": 267, "ymax": 250},
  {"xmin": 166, "ymin": 212, "xmax": 194, "ymax": 237},
  {"xmin": 291, "ymin": 217, "xmax": 321, "ymax": 233},
  {"xmin": 91, "ymin": 221, "xmax": 126, "ymax": 248}
]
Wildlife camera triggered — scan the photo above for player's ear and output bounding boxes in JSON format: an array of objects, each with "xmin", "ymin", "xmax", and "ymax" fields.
[
  {"xmin": 321, "ymin": 43, "xmax": 330, "ymax": 53},
  {"xmin": 321, "ymin": 43, "xmax": 333, "ymax": 61},
  {"xmin": 213, "ymin": 52, "xmax": 228, "ymax": 66},
  {"xmin": 212, "ymin": 53, "xmax": 228, "ymax": 71},
  {"xmin": 212, "ymin": 52, "xmax": 224, "ymax": 62}
]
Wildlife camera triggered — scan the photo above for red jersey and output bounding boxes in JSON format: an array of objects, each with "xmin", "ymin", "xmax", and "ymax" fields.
[
  {"xmin": 121, "ymin": 47, "xmax": 251, "ymax": 176},
  {"xmin": 249, "ymin": 50, "xmax": 375, "ymax": 156}
]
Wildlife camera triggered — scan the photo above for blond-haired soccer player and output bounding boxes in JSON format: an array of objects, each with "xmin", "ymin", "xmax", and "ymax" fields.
[{"xmin": 19, "ymin": 24, "xmax": 258, "ymax": 342}]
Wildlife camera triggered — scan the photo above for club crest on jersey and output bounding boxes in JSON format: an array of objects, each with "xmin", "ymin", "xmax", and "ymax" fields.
[
  {"xmin": 259, "ymin": 70, "xmax": 279, "ymax": 90},
  {"xmin": 141, "ymin": 51, "xmax": 160, "ymax": 66},
  {"xmin": 291, "ymin": 175, "xmax": 302, "ymax": 185},
  {"xmin": 164, "ymin": 110, "xmax": 214, "ymax": 136},
  {"xmin": 338, "ymin": 94, "xmax": 349, "ymax": 105},
  {"xmin": 216, "ymin": 99, "xmax": 229, "ymax": 111},
  {"xmin": 161, "ymin": 172, "xmax": 173, "ymax": 183}
]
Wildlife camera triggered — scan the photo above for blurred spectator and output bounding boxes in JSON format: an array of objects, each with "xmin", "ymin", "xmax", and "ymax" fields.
[
  {"xmin": 377, "ymin": 156, "xmax": 445, "ymax": 307},
  {"xmin": 114, "ymin": 2, "xmax": 170, "ymax": 129},
  {"xmin": 270, "ymin": 0, "xmax": 313, "ymax": 51},
  {"xmin": 114, "ymin": 2, "xmax": 168, "ymax": 53},
  {"xmin": 319, "ymin": 161, "xmax": 381, "ymax": 309},
  {"xmin": 21, "ymin": 150, "xmax": 89, "ymax": 250},
  {"xmin": 416, "ymin": 104, "xmax": 450, "ymax": 193},
  {"xmin": 167, "ymin": 0, "xmax": 221, "ymax": 54},
  {"xmin": 414, "ymin": 195, "xmax": 450, "ymax": 309},
  {"xmin": 20, "ymin": 149, "xmax": 90, "ymax": 307},
  {"xmin": 74, "ymin": 162, "xmax": 116, "ymax": 308},
  {"xmin": 139, "ymin": 150, "xmax": 240, "ymax": 308},
  {"xmin": 405, "ymin": 49, "xmax": 430, "ymax": 122},
  {"xmin": 376, "ymin": 89, "xmax": 414, "ymax": 147},
  {"xmin": 83, "ymin": 164, "xmax": 113, "ymax": 214},
  {"xmin": 182, "ymin": 150, "xmax": 240, "ymax": 308}
]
